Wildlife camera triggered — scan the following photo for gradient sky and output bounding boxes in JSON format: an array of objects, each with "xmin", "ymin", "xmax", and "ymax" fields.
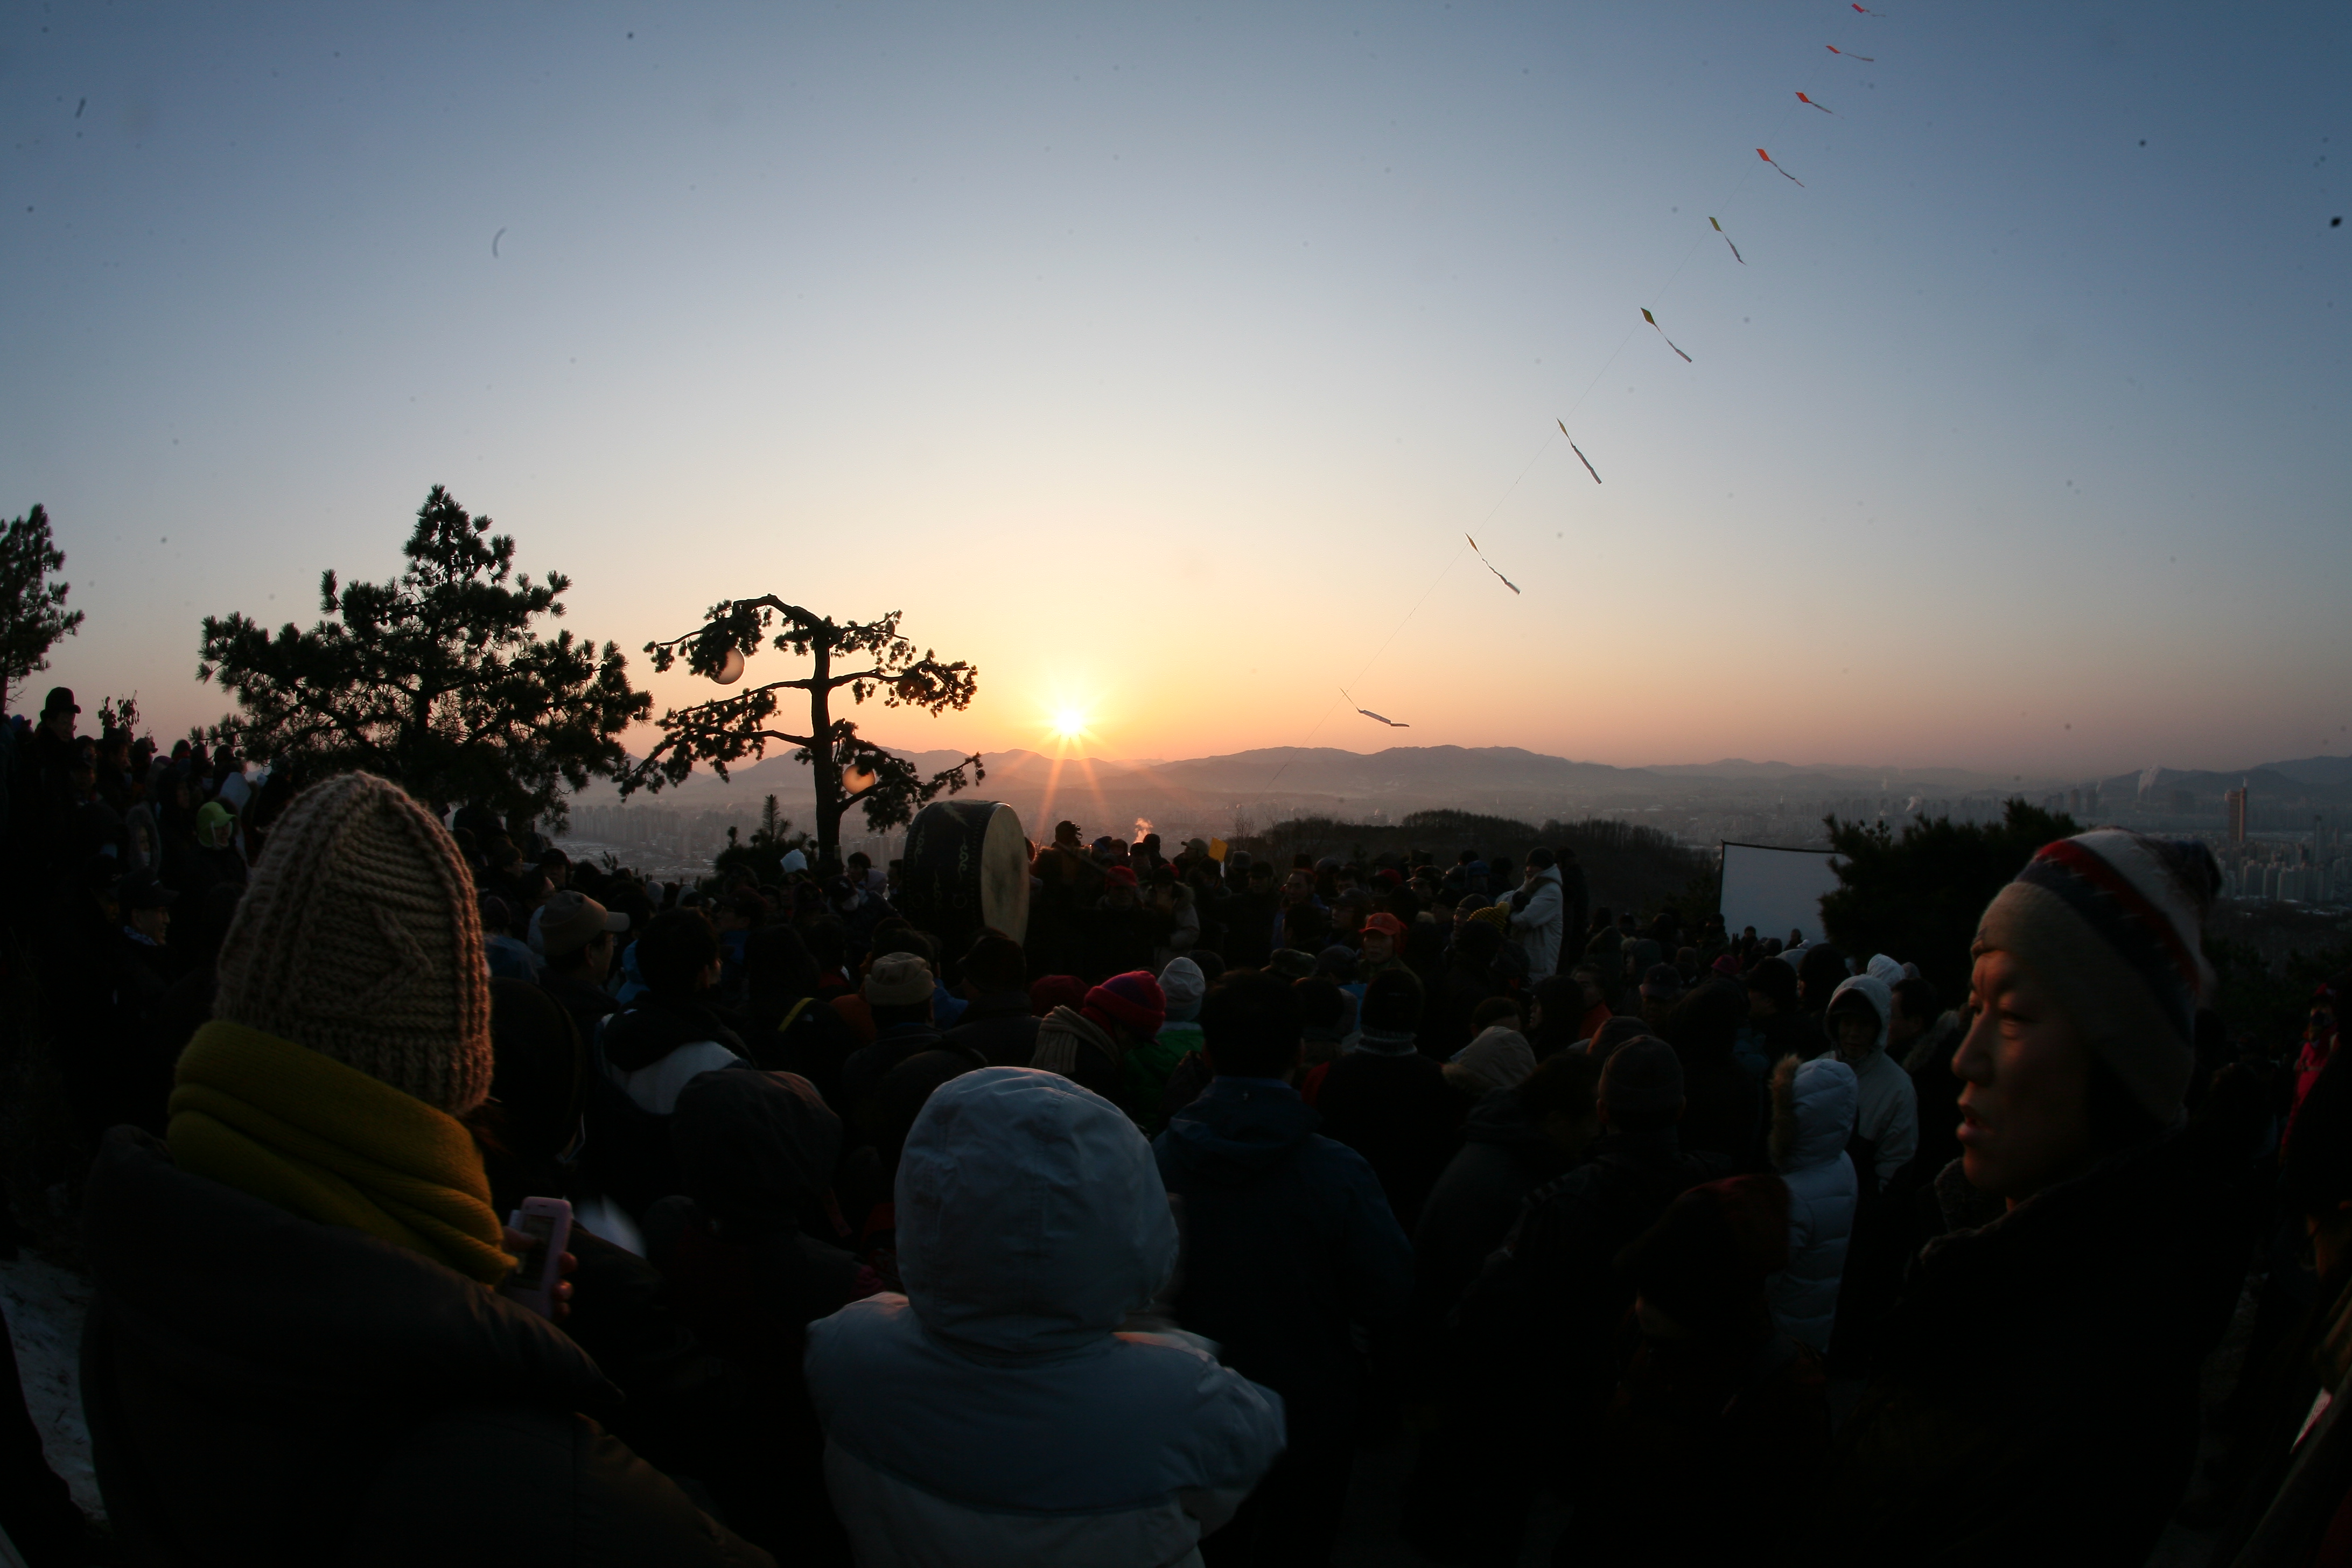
[{"xmin": 5, "ymin": 1, "xmax": 2347, "ymax": 779}]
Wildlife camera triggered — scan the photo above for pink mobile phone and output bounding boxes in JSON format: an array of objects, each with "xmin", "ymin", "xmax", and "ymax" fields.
[{"xmin": 503, "ymin": 1196, "xmax": 573, "ymax": 1318}]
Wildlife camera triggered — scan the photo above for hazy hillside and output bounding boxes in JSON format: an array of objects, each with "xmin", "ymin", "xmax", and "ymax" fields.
[{"xmin": 624, "ymin": 742, "xmax": 2352, "ymax": 834}]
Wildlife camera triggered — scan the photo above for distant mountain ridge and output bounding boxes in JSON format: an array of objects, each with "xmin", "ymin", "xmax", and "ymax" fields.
[{"xmin": 645, "ymin": 745, "xmax": 2352, "ymax": 810}]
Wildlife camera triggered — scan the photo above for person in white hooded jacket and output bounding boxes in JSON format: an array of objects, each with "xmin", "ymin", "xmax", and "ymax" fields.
[
  {"xmin": 804, "ymin": 1067, "xmax": 1286, "ymax": 1568},
  {"xmin": 1505, "ymin": 849, "xmax": 1566, "ymax": 979},
  {"xmin": 1767, "ymin": 1053, "xmax": 1859, "ymax": 1351},
  {"xmin": 1823, "ymin": 972, "xmax": 1920, "ymax": 1193}
]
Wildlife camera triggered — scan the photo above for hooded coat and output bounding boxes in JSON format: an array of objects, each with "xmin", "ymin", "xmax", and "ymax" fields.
[
  {"xmin": 805, "ymin": 1069, "xmax": 1284, "ymax": 1568},
  {"xmin": 80, "ymin": 1128, "xmax": 768, "ymax": 1568},
  {"xmin": 1153, "ymin": 1077, "xmax": 1415, "ymax": 1455},
  {"xmin": 1824, "ymin": 974, "xmax": 1919, "ymax": 1192},
  {"xmin": 600, "ymin": 994, "xmax": 747, "ymax": 1112},
  {"xmin": 1768, "ymin": 1055, "xmax": 1859, "ymax": 1351}
]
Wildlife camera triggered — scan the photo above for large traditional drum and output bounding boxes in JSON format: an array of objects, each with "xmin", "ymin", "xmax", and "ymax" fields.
[{"xmin": 899, "ymin": 800, "xmax": 1031, "ymax": 954}]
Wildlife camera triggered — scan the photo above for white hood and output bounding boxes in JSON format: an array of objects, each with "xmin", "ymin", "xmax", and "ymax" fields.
[
  {"xmin": 895, "ymin": 1066, "xmax": 1177, "ymax": 1357},
  {"xmin": 1827, "ymin": 973, "xmax": 1893, "ymax": 1058},
  {"xmin": 1774, "ymin": 1054, "xmax": 1859, "ymax": 1173}
]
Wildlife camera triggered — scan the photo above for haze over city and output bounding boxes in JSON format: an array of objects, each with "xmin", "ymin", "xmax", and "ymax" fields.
[{"xmin": 6, "ymin": 1, "xmax": 2348, "ymax": 776}]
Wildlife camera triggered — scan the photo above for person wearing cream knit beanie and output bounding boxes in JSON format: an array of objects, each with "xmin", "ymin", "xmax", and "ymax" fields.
[
  {"xmin": 165, "ymin": 771, "xmax": 513, "ymax": 1283},
  {"xmin": 1822, "ymin": 829, "xmax": 2255, "ymax": 1565},
  {"xmin": 213, "ymin": 769, "xmax": 494, "ymax": 1116},
  {"xmin": 81, "ymin": 771, "xmax": 771, "ymax": 1565}
]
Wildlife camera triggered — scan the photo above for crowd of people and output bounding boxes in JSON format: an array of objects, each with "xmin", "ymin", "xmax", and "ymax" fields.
[{"xmin": 4, "ymin": 680, "xmax": 2352, "ymax": 1566}]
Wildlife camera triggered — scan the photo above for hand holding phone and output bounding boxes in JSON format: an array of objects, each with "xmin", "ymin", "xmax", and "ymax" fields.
[{"xmin": 502, "ymin": 1196, "xmax": 575, "ymax": 1319}]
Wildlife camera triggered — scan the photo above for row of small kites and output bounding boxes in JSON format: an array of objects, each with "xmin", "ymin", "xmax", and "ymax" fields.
[{"xmin": 1345, "ymin": 13, "xmax": 1886, "ymax": 732}]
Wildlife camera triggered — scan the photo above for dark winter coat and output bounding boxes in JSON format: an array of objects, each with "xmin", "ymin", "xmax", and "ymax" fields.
[
  {"xmin": 1677, "ymin": 1044, "xmax": 1763, "ymax": 1164},
  {"xmin": 1083, "ymin": 898, "xmax": 1168, "ymax": 982},
  {"xmin": 938, "ymin": 990, "xmax": 1043, "ymax": 1068},
  {"xmin": 80, "ymin": 1128, "xmax": 768, "ymax": 1568},
  {"xmin": 1452, "ymin": 1128, "xmax": 1732, "ymax": 1434},
  {"xmin": 1312, "ymin": 1047, "xmax": 1464, "ymax": 1230},
  {"xmin": 837, "ymin": 1024, "xmax": 984, "ymax": 1131},
  {"xmin": 1154, "ymin": 1078, "xmax": 1414, "ymax": 1453},
  {"xmin": 1574, "ymin": 1329, "xmax": 1831, "ymax": 1567},
  {"xmin": 538, "ymin": 969, "xmax": 617, "ymax": 1054},
  {"xmin": 1410, "ymin": 1087, "xmax": 1570, "ymax": 1345},
  {"xmin": 1412, "ymin": 1126, "xmax": 1731, "ymax": 1564},
  {"xmin": 1219, "ymin": 888, "xmax": 1280, "ymax": 969},
  {"xmin": 742, "ymin": 994, "xmax": 863, "ymax": 1110},
  {"xmin": 1423, "ymin": 961, "xmax": 1504, "ymax": 1061},
  {"xmin": 1819, "ymin": 1112, "xmax": 2258, "ymax": 1566},
  {"xmin": 1556, "ymin": 863, "xmax": 1590, "ymax": 962},
  {"xmin": 641, "ymin": 1070, "xmax": 866, "ymax": 1563},
  {"xmin": 1901, "ymin": 1011, "xmax": 1968, "ymax": 1180}
]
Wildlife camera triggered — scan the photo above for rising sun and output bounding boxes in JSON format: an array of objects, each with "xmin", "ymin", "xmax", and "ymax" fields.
[{"xmin": 1052, "ymin": 707, "xmax": 1089, "ymax": 741}]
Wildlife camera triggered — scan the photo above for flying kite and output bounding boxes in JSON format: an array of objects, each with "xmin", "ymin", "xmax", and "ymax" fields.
[
  {"xmin": 1796, "ymin": 91, "xmax": 1836, "ymax": 114},
  {"xmin": 1757, "ymin": 148, "xmax": 1804, "ymax": 186},
  {"xmin": 492, "ymin": 227, "xmax": 506, "ymax": 257},
  {"xmin": 1641, "ymin": 307, "xmax": 1693, "ymax": 363},
  {"xmin": 1826, "ymin": 44, "xmax": 1875, "ymax": 61},
  {"xmin": 1342, "ymin": 689, "xmax": 1409, "ymax": 727},
  {"xmin": 1558, "ymin": 419, "xmax": 1603, "ymax": 483},
  {"xmin": 1710, "ymin": 216, "xmax": 1744, "ymax": 264},
  {"xmin": 1850, "ymin": 3, "xmax": 1885, "ymax": 13},
  {"xmin": 1466, "ymin": 535, "xmax": 1522, "ymax": 594}
]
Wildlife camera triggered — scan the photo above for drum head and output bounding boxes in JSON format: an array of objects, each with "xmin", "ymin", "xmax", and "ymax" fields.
[{"xmin": 977, "ymin": 802, "xmax": 1030, "ymax": 944}]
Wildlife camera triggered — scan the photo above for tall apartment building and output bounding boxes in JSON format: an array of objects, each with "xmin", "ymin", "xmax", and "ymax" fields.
[{"xmin": 2225, "ymin": 782, "xmax": 2249, "ymax": 843}]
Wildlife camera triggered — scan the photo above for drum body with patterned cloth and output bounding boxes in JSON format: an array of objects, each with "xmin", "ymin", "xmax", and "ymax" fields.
[{"xmin": 899, "ymin": 800, "xmax": 1031, "ymax": 960}]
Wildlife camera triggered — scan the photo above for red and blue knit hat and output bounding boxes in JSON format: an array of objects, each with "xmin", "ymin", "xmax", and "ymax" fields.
[
  {"xmin": 1084, "ymin": 971, "xmax": 1166, "ymax": 1037},
  {"xmin": 1973, "ymin": 829, "xmax": 2221, "ymax": 1123}
]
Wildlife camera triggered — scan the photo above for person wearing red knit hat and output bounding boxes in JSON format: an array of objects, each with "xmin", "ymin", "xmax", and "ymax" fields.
[{"xmin": 1030, "ymin": 970, "xmax": 1167, "ymax": 1116}]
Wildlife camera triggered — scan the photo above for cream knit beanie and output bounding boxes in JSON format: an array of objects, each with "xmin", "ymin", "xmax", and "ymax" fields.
[
  {"xmin": 213, "ymin": 772, "xmax": 493, "ymax": 1115},
  {"xmin": 1973, "ymin": 829, "xmax": 2222, "ymax": 1125}
]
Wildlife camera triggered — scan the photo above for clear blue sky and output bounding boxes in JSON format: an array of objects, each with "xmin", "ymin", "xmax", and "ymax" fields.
[{"xmin": 4, "ymin": 1, "xmax": 2346, "ymax": 775}]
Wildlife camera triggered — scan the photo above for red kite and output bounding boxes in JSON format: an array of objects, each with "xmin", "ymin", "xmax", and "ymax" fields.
[
  {"xmin": 1641, "ymin": 307, "xmax": 1694, "ymax": 362},
  {"xmin": 1797, "ymin": 91, "xmax": 1836, "ymax": 114},
  {"xmin": 1826, "ymin": 44, "xmax": 1875, "ymax": 61},
  {"xmin": 1710, "ymin": 215, "xmax": 1744, "ymax": 264},
  {"xmin": 1851, "ymin": 3, "xmax": 1885, "ymax": 14},
  {"xmin": 1558, "ymin": 419, "xmax": 1603, "ymax": 483},
  {"xmin": 1758, "ymin": 148, "xmax": 1804, "ymax": 186}
]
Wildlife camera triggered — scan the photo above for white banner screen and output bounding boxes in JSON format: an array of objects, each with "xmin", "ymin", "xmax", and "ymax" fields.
[{"xmin": 1718, "ymin": 842, "xmax": 1849, "ymax": 946}]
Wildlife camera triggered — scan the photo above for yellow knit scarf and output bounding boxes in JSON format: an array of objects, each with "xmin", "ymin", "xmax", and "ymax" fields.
[{"xmin": 169, "ymin": 1021, "xmax": 516, "ymax": 1284}]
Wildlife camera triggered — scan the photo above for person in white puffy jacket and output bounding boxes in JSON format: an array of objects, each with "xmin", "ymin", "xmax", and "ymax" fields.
[
  {"xmin": 1767, "ymin": 1053, "xmax": 1858, "ymax": 1351},
  {"xmin": 1824, "ymin": 972, "xmax": 1920, "ymax": 1193},
  {"xmin": 1505, "ymin": 850, "xmax": 1566, "ymax": 978},
  {"xmin": 803, "ymin": 1067, "xmax": 1286, "ymax": 1568}
]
